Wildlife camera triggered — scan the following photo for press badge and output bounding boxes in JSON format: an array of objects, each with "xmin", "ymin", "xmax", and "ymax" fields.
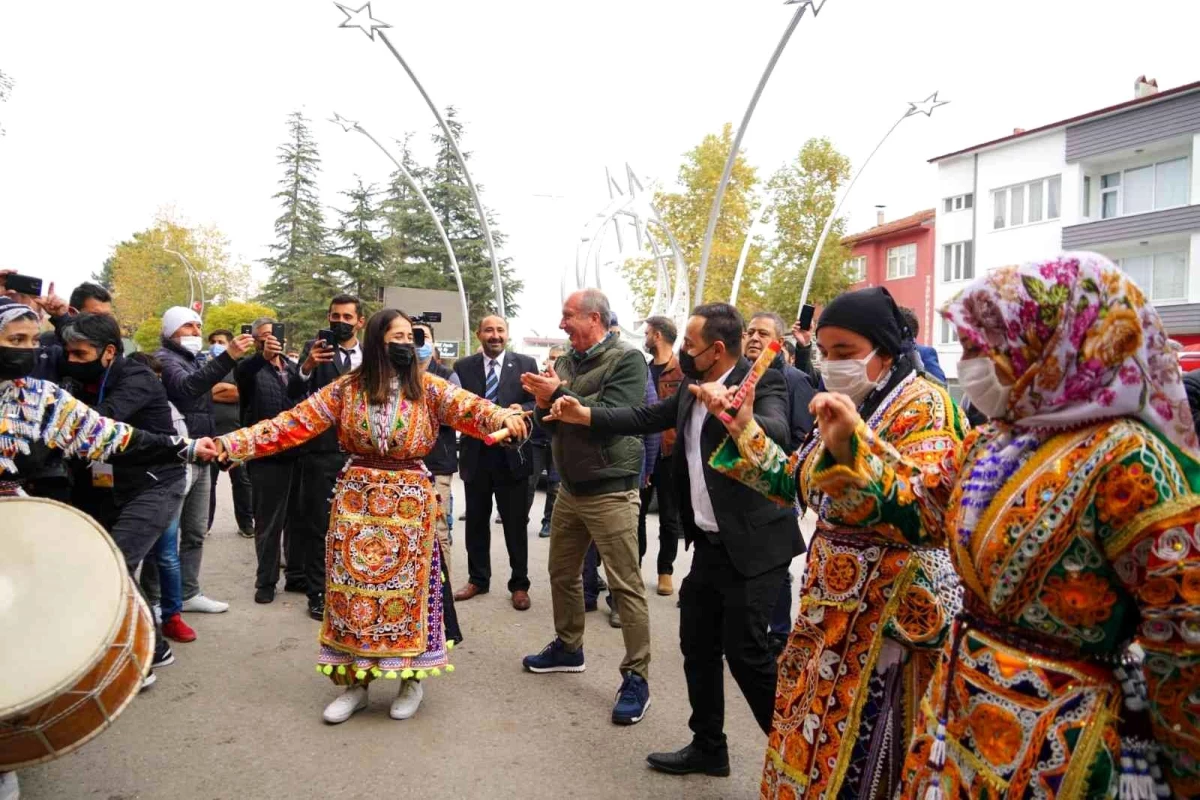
[{"xmin": 91, "ymin": 462, "xmax": 115, "ymax": 488}]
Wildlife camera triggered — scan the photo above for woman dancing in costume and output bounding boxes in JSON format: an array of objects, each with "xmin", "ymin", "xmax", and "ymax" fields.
[
  {"xmin": 697, "ymin": 287, "xmax": 967, "ymax": 799},
  {"xmin": 717, "ymin": 255, "xmax": 1200, "ymax": 797},
  {"xmin": 214, "ymin": 309, "xmax": 527, "ymax": 724}
]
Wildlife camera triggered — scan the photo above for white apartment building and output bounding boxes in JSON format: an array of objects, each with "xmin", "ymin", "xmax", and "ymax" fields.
[{"xmin": 930, "ymin": 78, "xmax": 1200, "ymax": 378}]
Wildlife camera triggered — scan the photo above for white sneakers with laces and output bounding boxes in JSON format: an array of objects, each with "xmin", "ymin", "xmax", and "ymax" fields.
[
  {"xmin": 182, "ymin": 595, "xmax": 229, "ymax": 613},
  {"xmin": 322, "ymin": 686, "xmax": 368, "ymax": 724},
  {"xmin": 389, "ymin": 680, "xmax": 423, "ymax": 720}
]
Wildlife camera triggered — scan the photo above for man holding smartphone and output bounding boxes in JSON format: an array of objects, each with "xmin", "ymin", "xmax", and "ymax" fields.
[
  {"xmin": 235, "ymin": 317, "xmax": 303, "ymax": 604},
  {"xmin": 290, "ymin": 294, "xmax": 365, "ymax": 621}
]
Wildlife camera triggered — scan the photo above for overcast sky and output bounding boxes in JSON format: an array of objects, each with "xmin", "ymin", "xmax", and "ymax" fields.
[{"xmin": 2, "ymin": 0, "xmax": 1197, "ymax": 343}]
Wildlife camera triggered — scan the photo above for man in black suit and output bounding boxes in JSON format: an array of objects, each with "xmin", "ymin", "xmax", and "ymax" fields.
[
  {"xmin": 291, "ymin": 294, "xmax": 365, "ymax": 621},
  {"xmin": 451, "ymin": 315, "xmax": 539, "ymax": 611},
  {"xmin": 546, "ymin": 302, "xmax": 799, "ymax": 779}
]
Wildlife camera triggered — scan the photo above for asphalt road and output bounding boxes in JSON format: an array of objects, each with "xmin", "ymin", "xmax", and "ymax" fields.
[{"xmin": 18, "ymin": 477, "xmax": 809, "ymax": 800}]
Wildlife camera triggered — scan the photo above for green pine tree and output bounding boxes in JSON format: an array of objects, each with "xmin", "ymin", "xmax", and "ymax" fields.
[
  {"xmin": 331, "ymin": 176, "xmax": 386, "ymax": 307},
  {"xmin": 259, "ymin": 111, "xmax": 336, "ymax": 337},
  {"xmin": 380, "ymin": 134, "xmax": 441, "ymax": 292},
  {"xmin": 92, "ymin": 256, "xmax": 116, "ymax": 289}
]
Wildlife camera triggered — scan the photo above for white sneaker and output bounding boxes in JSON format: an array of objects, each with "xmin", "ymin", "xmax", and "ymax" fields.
[
  {"xmin": 322, "ymin": 686, "xmax": 368, "ymax": 724},
  {"xmin": 152, "ymin": 604, "xmax": 162, "ymax": 624},
  {"xmin": 140, "ymin": 672, "xmax": 157, "ymax": 691},
  {"xmin": 182, "ymin": 595, "xmax": 229, "ymax": 613},
  {"xmin": 0, "ymin": 770, "xmax": 19, "ymax": 800},
  {"xmin": 389, "ymin": 679, "xmax": 423, "ymax": 720}
]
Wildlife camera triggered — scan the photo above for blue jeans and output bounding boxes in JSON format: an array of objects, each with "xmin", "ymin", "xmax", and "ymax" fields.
[{"xmin": 152, "ymin": 513, "xmax": 184, "ymax": 617}]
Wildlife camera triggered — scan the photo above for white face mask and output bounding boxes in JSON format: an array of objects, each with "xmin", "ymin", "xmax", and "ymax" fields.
[
  {"xmin": 957, "ymin": 357, "xmax": 1011, "ymax": 420},
  {"xmin": 822, "ymin": 349, "xmax": 880, "ymax": 405},
  {"xmin": 178, "ymin": 335, "xmax": 203, "ymax": 355}
]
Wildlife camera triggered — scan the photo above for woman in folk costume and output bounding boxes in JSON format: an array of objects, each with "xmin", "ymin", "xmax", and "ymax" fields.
[
  {"xmin": 214, "ymin": 308, "xmax": 527, "ymax": 725},
  {"xmin": 699, "ymin": 286, "xmax": 968, "ymax": 799},
  {"xmin": 885, "ymin": 254, "xmax": 1199, "ymax": 798},
  {"xmin": 0, "ymin": 298, "xmax": 211, "ymax": 497}
]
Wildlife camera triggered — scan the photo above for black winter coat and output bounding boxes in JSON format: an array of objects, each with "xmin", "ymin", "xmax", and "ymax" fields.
[{"xmin": 155, "ymin": 337, "xmax": 239, "ymax": 437}]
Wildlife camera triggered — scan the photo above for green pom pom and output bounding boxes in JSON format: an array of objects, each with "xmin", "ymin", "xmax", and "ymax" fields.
[
  {"xmin": 355, "ymin": 669, "xmax": 367, "ymax": 681},
  {"xmin": 446, "ymin": 639, "xmax": 456, "ymax": 651},
  {"xmin": 336, "ymin": 665, "xmax": 347, "ymax": 676},
  {"xmin": 371, "ymin": 668, "xmax": 383, "ymax": 678},
  {"xmin": 315, "ymin": 665, "xmax": 324, "ymax": 674},
  {"xmin": 384, "ymin": 670, "xmax": 398, "ymax": 679},
  {"xmin": 415, "ymin": 670, "xmax": 428, "ymax": 680},
  {"xmin": 401, "ymin": 669, "xmax": 415, "ymax": 680},
  {"xmin": 445, "ymin": 664, "xmax": 455, "ymax": 673},
  {"xmin": 322, "ymin": 665, "xmax": 334, "ymax": 675},
  {"xmin": 430, "ymin": 667, "xmax": 441, "ymax": 677}
]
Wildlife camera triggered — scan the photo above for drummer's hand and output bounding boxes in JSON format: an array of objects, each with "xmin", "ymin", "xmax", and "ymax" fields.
[
  {"xmin": 192, "ymin": 437, "xmax": 220, "ymax": 462},
  {"xmin": 501, "ymin": 413, "xmax": 529, "ymax": 441},
  {"xmin": 545, "ymin": 396, "xmax": 590, "ymax": 425},
  {"xmin": 711, "ymin": 381, "xmax": 756, "ymax": 439},
  {"xmin": 688, "ymin": 381, "xmax": 735, "ymax": 418},
  {"xmin": 810, "ymin": 392, "xmax": 861, "ymax": 464}
]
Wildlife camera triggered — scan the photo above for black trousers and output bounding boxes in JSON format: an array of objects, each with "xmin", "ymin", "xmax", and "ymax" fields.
[
  {"xmin": 208, "ymin": 461, "xmax": 253, "ymax": 532},
  {"xmin": 248, "ymin": 459, "xmax": 299, "ymax": 590},
  {"xmin": 680, "ymin": 534, "xmax": 787, "ymax": 754},
  {"xmin": 525, "ymin": 443, "xmax": 559, "ymax": 526},
  {"xmin": 107, "ymin": 477, "xmax": 186, "ymax": 659},
  {"xmin": 292, "ymin": 451, "xmax": 344, "ymax": 603},
  {"xmin": 638, "ymin": 455, "xmax": 682, "ymax": 575},
  {"xmin": 464, "ymin": 465, "xmax": 530, "ymax": 593}
]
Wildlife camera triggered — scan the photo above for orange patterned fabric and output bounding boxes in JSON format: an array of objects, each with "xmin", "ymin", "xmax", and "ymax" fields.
[{"xmin": 218, "ymin": 372, "xmax": 517, "ymax": 675}]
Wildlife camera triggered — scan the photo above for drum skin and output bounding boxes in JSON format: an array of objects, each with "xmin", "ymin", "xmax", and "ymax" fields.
[{"xmin": 0, "ymin": 498, "xmax": 153, "ymax": 770}]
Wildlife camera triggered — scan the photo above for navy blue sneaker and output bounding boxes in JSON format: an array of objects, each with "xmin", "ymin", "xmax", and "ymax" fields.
[
  {"xmin": 522, "ymin": 638, "xmax": 586, "ymax": 674},
  {"xmin": 612, "ymin": 672, "xmax": 650, "ymax": 725}
]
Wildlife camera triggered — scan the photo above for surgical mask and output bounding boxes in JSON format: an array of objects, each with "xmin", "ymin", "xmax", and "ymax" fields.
[
  {"xmin": 62, "ymin": 357, "xmax": 107, "ymax": 385},
  {"xmin": 415, "ymin": 342, "xmax": 433, "ymax": 361},
  {"xmin": 330, "ymin": 321, "xmax": 356, "ymax": 343},
  {"xmin": 387, "ymin": 343, "xmax": 416, "ymax": 370},
  {"xmin": 210, "ymin": 343, "xmax": 227, "ymax": 357},
  {"xmin": 0, "ymin": 346, "xmax": 38, "ymax": 380},
  {"xmin": 822, "ymin": 349, "xmax": 880, "ymax": 405},
  {"xmin": 957, "ymin": 357, "xmax": 1011, "ymax": 420},
  {"xmin": 679, "ymin": 343, "xmax": 714, "ymax": 381},
  {"xmin": 178, "ymin": 336, "xmax": 203, "ymax": 355}
]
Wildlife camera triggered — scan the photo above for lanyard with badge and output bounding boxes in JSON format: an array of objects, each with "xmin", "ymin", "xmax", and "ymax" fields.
[{"xmin": 91, "ymin": 364, "xmax": 116, "ymax": 488}]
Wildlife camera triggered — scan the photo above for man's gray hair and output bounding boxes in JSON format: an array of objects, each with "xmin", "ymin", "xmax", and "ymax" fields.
[
  {"xmin": 251, "ymin": 317, "xmax": 275, "ymax": 334},
  {"xmin": 750, "ymin": 311, "xmax": 787, "ymax": 340},
  {"xmin": 577, "ymin": 288, "xmax": 612, "ymax": 328}
]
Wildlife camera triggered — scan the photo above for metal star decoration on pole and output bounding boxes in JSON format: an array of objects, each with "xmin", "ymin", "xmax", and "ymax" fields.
[
  {"xmin": 693, "ymin": 0, "xmax": 825, "ymax": 306},
  {"xmin": 328, "ymin": 112, "xmax": 472, "ymax": 345},
  {"xmin": 335, "ymin": 2, "xmax": 507, "ymax": 318},
  {"xmin": 795, "ymin": 92, "xmax": 949, "ymax": 316}
]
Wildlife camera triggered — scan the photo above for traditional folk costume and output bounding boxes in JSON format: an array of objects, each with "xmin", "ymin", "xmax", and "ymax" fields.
[
  {"xmin": 217, "ymin": 371, "xmax": 520, "ymax": 684},
  {"xmin": 711, "ymin": 289, "xmax": 967, "ymax": 800},
  {"xmin": 876, "ymin": 254, "xmax": 1200, "ymax": 799}
]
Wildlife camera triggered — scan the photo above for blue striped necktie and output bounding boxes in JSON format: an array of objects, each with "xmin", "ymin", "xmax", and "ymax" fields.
[{"xmin": 485, "ymin": 359, "xmax": 499, "ymax": 402}]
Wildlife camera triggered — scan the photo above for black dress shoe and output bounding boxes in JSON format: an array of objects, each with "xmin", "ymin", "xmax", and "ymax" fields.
[
  {"xmin": 646, "ymin": 744, "xmax": 730, "ymax": 777},
  {"xmin": 307, "ymin": 597, "xmax": 324, "ymax": 621},
  {"xmin": 254, "ymin": 586, "xmax": 275, "ymax": 604},
  {"xmin": 283, "ymin": 580, "xmax": 308, "ymax": 594}
]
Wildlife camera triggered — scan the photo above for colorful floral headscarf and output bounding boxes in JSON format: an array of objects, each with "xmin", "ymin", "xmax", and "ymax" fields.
[{"xmin": 942, "ymin": 252, "xmax": 1198, "ymax": 454}]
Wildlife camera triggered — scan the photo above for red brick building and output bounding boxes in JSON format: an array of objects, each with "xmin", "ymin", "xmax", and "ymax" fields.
[{"xmin": 841, "ymin": 208, "xmax": 937, "ymax": 345}]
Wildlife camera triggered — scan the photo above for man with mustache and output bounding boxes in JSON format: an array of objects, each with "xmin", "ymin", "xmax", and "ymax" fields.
[{"xmin": 452, "ymin": 315, "xmax": 539, "ymax": 611}]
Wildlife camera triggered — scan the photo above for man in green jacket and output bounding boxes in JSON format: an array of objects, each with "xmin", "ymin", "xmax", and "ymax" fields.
[{"xmin": 520, "ymin": 288, "xmax": 652, "ymax": 726}]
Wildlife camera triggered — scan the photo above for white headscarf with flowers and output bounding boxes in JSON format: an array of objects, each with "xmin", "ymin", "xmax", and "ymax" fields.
[{"xmin": 943, "ymin": 251, "xmax": 1198, "ymax": 454}]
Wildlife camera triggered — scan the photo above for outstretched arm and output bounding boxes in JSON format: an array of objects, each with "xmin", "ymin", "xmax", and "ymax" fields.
[{"xmin": 217, "ymin": 377, "xmax": 344, "ymax": 462}]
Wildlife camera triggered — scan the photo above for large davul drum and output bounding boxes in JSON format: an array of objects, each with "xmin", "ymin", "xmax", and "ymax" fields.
[{"xmin": 0, "ymin": 497, "xmax": 154, "ymax": 769}]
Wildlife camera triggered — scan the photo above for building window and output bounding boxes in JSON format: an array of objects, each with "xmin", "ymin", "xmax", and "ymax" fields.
[
  {"xmin": 942, "ymin": 241, "xmax": 974, "ymax": 282},
  {"xmin": 1100, "ymin": 157, "xmax": 1189, "ymax": 219},
  {"xmin": 940, "ymin": 317, "xmax": 959, "ymax": 345},
  {"xmin": 993, "ymin": 177, "xmax": 1062, "ymax": 230},
  {"xmin": 943, "ymin": 193, "xmax": 974, "ymax": 213},
  {"xmin": 1082, "ymin": 176, "xmax": 1091, "ymax": 217},
  {"xmin": 886, "ymin": 243, "xmax": 917, "ymax": 279},
  {"xmin": 845, "ymin": 255, "xmax": 866, "ymax": 282},
  {"xmin": 1120, "ymin": 251, "xmax": 1188, "ymax": 301}
]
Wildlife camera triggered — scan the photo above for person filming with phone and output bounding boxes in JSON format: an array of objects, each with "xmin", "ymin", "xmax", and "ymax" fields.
[{"xmin": 234, "ymin": 317, "xmax": 302, "ymax": 604}]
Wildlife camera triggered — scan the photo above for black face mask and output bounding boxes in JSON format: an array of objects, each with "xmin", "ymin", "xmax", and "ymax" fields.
[
  {"xmin": 62, "ymin": 357, "xmax": 108, "ymax": 385},
  {"xmin": 387, "ymin": 343, "xmax": 416, "ymax": 371},
  {"xmin": 330, "ymin": 321, "xmax": 356, "ymax": 343},
  {"xmin": 678, "ymin": 343, "xmax": 714, "ymax": 381},
  {"xmin": 0, "ymin": 346, "xmax": 38, "ymax": 380}
]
